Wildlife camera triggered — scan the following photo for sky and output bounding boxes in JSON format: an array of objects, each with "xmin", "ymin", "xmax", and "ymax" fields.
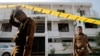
[{"xmin": 0, "ymin": 0, "xmax": 100, "ymax": 17}]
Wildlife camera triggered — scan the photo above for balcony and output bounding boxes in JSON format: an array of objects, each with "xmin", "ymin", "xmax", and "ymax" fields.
[
  {"xmin": 84, "ymin": 28, "xmax": 99, "ymax": 36},
  {"xmin": 0, "ymin": 27, "xmax": 17, "ymax": 38},
  {"xmin": 75, "ymin": 10, "xmax": 98, "ymax": 18},
  {"xmin": 83, "ymin": 22, "xmax": 100, "ymax": 36},
  {"xmin": 59, "ymin": 32, "xmax": 74, "ymax": 38},
  {"xmin": 48, "ymin": 31, "xmax": 60, "ymax": 37}
]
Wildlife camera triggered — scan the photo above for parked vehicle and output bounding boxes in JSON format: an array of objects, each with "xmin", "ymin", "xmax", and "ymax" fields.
[{"xmin": 0, "ymin": 43, "xmax": 14, "ymax": 56}]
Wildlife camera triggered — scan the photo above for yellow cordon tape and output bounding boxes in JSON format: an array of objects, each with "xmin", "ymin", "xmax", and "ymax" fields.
[
  {"xmin": 0, "ymin": 4, "xmax": 100, "ymax": 25},
  {"xmin": 0, "ymin": 5, "xmax": 17, "ymax": 8}
]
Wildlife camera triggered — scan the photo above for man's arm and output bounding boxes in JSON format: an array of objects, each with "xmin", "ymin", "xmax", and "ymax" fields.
[
  {"xmin": 9, "ymin": 10, "xmax": 20, "ymax": 27},
  {"xmin": 23, "ymin": 19, "xmax": 36, "ymax": 56},
  {"xmin": 85, "ymin": 35, "xmax": 92, "ymax": 51}
]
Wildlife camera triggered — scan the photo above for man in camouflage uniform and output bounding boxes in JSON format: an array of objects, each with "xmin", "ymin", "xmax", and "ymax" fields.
[
  {"xmin": 9, "ymin": 8, "xmax": 36, "ymax": 56},
  {"xmin": 73, "ymin": 26, "xmax": 92, "ymax": 56}
]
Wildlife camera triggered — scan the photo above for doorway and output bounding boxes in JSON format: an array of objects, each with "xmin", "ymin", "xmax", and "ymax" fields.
[{"xmin": 32, "ymin": 37, "xmax": 45, "ymax": 56}]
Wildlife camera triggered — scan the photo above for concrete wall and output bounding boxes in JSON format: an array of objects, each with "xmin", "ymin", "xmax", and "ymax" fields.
[{"xmin": 0, "ymin": 26, "xmax": 17, "ymax": 38}]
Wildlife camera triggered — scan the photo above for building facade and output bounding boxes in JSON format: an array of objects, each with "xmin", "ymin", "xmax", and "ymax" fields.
[{"xmin": 0, "ymin": 2, "xmax": 100, "ymax": 56}]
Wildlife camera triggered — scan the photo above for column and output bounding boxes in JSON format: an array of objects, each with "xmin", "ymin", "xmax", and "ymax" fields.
[
  {"xmin": 0, "ymin": 23, "xmax": 2, "ymax": 35},
  {"xmin": 75, "ymin": 6, "xmax": 85, "ymax": 32},
  {"xmin": 45, "ymin": 16, "xmax": 48, "ymax": 56},
  {"xmin": 72, "ymin": 1, "xmax": 76, "ymax": 33}
]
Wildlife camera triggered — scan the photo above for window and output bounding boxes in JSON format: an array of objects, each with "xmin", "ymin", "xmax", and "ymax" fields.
[
  {"xmin": 61, "ymin": 39, "xmax": 72, "ymax": 42},
  {"xmin": 33, "ymin": 16, "xmax": 45, "ymax": 19},
  {"xmin": 0, "ymin": 38, "xmax": 12, "ymax": 42},
  {"xmin": 58, "ymin": 23, "xmax": 69, "ymax": 32},
  {"xmin": 48, "ymin": 38, "xmax": 52, "ymax": 42},
  {"xmin": 54, "ymin": 38, "xmax": 61, "ymax": 42},
  {"xmin": 32, "ymin": 37, "xmax": 45, "ymax": 55},
  {"xmin": 36, "ymin": 23, "xmax": 45, "ymax": 33},
  {"xmin": 33, "ymin": 11, "xmax": 43, "ymax": 14},
  {"xmin": 1, "ymin": 23, "xmax": 12, "ymax": 32},
  {"xmin": 48, "ymin": 38, "xmax": 72, "ymax": 42},
  {"xmin": 85, "ymin": 22, "xmax": 98, "ymax": 28},
  {"xmin": 77, "ymin": 10, "xmax": 85, "ymax": 16},
  {"xmin": 57, "ymin": 9, "xmax": 65, "ymax": 13},
  {"xmin": 0, "ymin": 45, "xmax": 8, "ymax": 48},
  {"xmin": 57, "ymin": 9, "xmax": 65, "ymax": 18},
  {"xmin": 48, "ymin": 23, "xmax": 51, "ymax": 31}
]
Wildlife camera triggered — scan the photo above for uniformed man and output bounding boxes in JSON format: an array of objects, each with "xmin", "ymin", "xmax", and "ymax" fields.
[
  {"xmin": 9, "ymin": 8, "xmax": 36, "ymax": 56},
  {"xmin": 73, "ymin": 26, "xmax": 92, "ymax": 56}
]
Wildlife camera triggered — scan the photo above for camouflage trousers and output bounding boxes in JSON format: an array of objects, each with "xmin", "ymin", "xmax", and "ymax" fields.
[
  {"xmin": 11, "ymin": 45, "xmax": 32, "ymax": 56},
  {"xmin": 73, "ymin": 49, "xmax": 88, "ymax": 56}
]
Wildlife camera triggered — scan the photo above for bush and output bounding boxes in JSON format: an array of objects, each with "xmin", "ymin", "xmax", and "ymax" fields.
[{"xmin": 95, "ymin": 32, "xmax": 100, "ymax": 46}]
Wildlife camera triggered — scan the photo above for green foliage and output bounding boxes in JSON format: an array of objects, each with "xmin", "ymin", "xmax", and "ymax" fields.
[
  {"xmin": 50, "ymin": 48, "xmax": 55, "ymax": 54},
  {"xmin": 62, "ymin": 42, "xmax": 68, "ymax": 51},
  {"xmin": 95, "ymin": 32, "xmax": 100, "ymax": 46},
  {"xmin": 62, "ymin": 42, "xmax": 67, "ymax": 47}
]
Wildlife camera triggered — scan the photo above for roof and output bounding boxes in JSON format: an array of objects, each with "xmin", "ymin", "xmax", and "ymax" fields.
[{"xmin": 0, "ymin": 2, "xmax": 92, "ymax": 7}]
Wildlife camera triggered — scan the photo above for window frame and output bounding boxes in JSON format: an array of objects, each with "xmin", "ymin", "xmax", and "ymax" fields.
[
  {"xmin": 84, "ymin": 22, "xmax": 98, "ymax": 28},
  {"xmin": 57, "ymin": 9, "xmax": 65, "ymax": 13},
  {"xmin": 58, "ymin": 23, "xmax": 69, "ymax": 32},
  {"xmin": 1, "ymin": 23, "xmax": 12, "ymax": 32}
]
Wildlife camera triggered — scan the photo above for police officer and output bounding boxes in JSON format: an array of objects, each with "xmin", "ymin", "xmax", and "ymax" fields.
[
  {"xmin": 9, "ymin": 8, "xmax": 36, "ymax": 56},
  {"xmin": 73, "ymin": 26, "xmax": 92, "ymax": 56}
]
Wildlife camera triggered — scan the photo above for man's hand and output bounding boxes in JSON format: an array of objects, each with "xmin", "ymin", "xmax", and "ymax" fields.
[{"xmin": 73, "ymin": 53, "xmax": 75, "ymax": 56}]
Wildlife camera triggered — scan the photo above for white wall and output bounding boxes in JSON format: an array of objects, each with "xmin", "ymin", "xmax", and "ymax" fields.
[
  {"xmin": 48, "ymin": 20, "xmax": 75, "ymax": 38},
  {"xmin": 48, "ymin": 43, "xmax": 73, "ymax": 54},
  {"xmin": 59, "ymin": 20, "xmax": 75, "ymax": 38},
  {"xmin": 0, "ymin": 26, "xmax": 17, "ymax": 38},
  {"xmin": 84, "ymin": 28, "xmax": 100, "ymax": 36},
  {"xmin": 48, "ymin": 21, "xmax": 60, "ymax": 38}
]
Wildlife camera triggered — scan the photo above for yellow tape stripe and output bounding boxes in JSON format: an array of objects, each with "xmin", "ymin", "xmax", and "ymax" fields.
[
  {"xmin": 0, "ymin": 4, "xmax": 100, "ymax": 25},
  {"xmin": 42, "ymin": 9, "xmax": 51, "ymax": 14},
  {"xmin": 0, "ymin": 5, "xmax": 17, "ymax": 8},
  {"xmin": 24, "ymin": 5, "xmax": 100, "ymax": 25}
]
